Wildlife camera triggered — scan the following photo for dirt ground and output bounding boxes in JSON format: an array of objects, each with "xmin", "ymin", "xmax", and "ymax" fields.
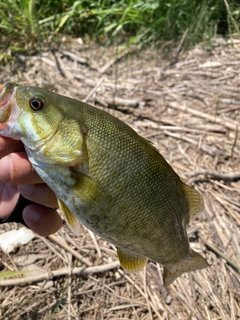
[{"xmin": 0, "ymin": 37, "xmax": 239, "ymax": 320}]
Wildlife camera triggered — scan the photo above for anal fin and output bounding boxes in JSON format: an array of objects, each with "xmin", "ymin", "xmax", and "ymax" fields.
[
  {"xmin": 117, "ymin": 247, "xmax": 148, "ymax": 273},
  {"xmin": 57, "ymin": 198, "xmax": 79, "ymax": 235}
]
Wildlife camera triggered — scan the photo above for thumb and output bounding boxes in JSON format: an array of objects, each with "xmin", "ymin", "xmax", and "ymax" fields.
[{"xmin": 23, "ymin": 204, "xmax": 62, "ymax": 236}]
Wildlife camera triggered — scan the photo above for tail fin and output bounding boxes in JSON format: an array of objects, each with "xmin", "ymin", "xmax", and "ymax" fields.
[{"xmin": 163, "ymin": 250, "xmax": 210, "ymax": 287}]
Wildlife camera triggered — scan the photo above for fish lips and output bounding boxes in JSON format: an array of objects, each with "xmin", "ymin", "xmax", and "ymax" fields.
[{"xmin": 0, "ymin": 82, "xmax": 21, "ymax": 139}]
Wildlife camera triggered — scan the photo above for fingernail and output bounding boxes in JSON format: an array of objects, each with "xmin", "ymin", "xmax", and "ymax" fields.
[{"xmin": 23, "ymin": 205, "xmax": 41, "ymax": 223}]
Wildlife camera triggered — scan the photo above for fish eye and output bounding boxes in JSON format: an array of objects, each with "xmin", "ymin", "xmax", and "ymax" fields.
[{"xmin": 29, "ymin": 96, "xmax": 45, "ymax": 111}]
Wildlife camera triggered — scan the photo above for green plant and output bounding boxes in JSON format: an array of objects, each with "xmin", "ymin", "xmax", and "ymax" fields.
[{"xmin": 0, "ymin": 0, "xmax": 239, "ymax": 58}]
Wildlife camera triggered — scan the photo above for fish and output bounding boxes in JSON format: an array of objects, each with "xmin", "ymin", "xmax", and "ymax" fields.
[{"xmin": 0, "ymin": 82, "xmax": 209, "ymax": 286}]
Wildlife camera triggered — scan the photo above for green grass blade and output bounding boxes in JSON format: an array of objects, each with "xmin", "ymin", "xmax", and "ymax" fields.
[{"xmin": 0, "ymin": 270, "xmax": 30, "ymax": 279}]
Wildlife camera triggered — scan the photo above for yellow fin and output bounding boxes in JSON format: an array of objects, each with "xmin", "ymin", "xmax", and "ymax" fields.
[
  {"xmin": 182, "ymin": 184, "xmax": 204, "ymax": 219},
  {"xmin": 163, "ymin": 250, "xmax": 210, "ymax": 287},
  {"xmin": 70, "ymin": 169, "xmax": 104, "ymax": 204},
  {"xmin": 57, "ymin": 198, "xmax": 79, "ymax": 235},
  {"xmin": 117, "ymin": 247, "xmax": 148, "ymax": 273}
]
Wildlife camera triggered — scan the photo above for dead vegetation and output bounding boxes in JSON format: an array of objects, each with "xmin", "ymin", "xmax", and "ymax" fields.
[{"xmin": 0, "ymin": 37, "xmax": 239, "ymax": 319}]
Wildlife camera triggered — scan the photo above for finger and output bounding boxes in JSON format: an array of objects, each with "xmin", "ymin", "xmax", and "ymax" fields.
[
  {"xmin": 0, "ymin": 181, "xmax": 19, "ymax": 219},
  {"xmin": 0, "ymin": 152, "xmax": 42, "ymax": 184},
  {"xmin": 0, "ymin": 136, "xmax": 24, "ymax": 158},
  {"xmin": 23, "ymin": 205, "xmax": 62, "ymax": 236},
  {"xmin": 18, "ymin": 183, "xmax": 58, "ymax": 208}
]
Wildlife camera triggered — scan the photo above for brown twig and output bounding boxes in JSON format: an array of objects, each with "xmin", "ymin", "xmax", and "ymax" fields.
[
  {"xmin": 184, "ymin": 170, "xmax": 240, "ymax": 181},
  {"xmin": 99, "ymin": 47, "xmax": 135, "ymax": 74},
  {"xmin": 202, "ymin": 238, "xmax": 240, "ymax": 273},
  {"xmin": 95, "ymin": 96, "xmax": 139, "ymax": 108},
  {"xmin": 48, "ymin": 234, "xmax": 92, "ymax": 267},
  {"xmin": 83, "ymin": 76, "xmax": 105, "ymax": 103},
  {"xmin": 167, "ymin": 101, "xmax": 238, "ymax": 131},
  {"xmin": 0, "ymin": 261, "xmax": 120, "ymax": 287}
]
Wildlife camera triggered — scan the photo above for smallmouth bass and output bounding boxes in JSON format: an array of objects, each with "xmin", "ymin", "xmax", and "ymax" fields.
[{"xmin": 0, "ymin": 82, "xmax": 209, "ymax": 286}]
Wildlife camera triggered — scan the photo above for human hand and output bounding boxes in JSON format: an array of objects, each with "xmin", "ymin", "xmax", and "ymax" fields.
[{"xmin": 0, "ymin": 85, "xmax": 62, "ymax": 236}]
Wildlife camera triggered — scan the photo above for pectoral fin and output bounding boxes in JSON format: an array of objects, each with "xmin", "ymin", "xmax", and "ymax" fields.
[
  {"xmin": 57, "ymin": 198, "xmax": 79, "ymax": 235},
  {"xmin": 33, "ymin": 165, "xmax": 107, "ymax": 234},
  {"xmin": 70, "ymin": 169, "xmax": 104, "ymax": 205},
  {"xmin": 117, "ymin": 247, "xmax": 148, "ymax": 273}
]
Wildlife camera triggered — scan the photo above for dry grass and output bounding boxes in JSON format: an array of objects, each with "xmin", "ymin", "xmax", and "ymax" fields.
[{"xmin": 0, "ymin": 37, "xmax": 239, "ymax": 319}]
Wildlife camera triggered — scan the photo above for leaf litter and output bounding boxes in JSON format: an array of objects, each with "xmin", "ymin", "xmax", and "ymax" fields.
[{"xmin": 0, "ymin": 37, "xmax": 239, "ymax": 319}]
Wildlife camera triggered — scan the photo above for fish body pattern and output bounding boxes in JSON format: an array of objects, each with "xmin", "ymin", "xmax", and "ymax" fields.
[{"xmin": 0, "ymin": 83, "xmax": 209, "ymax": 286}]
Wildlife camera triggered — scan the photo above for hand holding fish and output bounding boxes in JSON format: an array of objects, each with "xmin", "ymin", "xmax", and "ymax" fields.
[{"xmin": 0, "ymin": 85, "xmax": 62, "ymax": 236}]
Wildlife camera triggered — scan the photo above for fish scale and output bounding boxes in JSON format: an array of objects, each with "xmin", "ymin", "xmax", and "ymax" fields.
[{"xmin": 0, "ymin": 82, "xmax": 209, "ymax": 286}]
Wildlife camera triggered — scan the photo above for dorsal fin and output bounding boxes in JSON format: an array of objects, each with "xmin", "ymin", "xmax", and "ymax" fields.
[{"xmin": 182, "ymin": 184, "xmax": 204, "ymax": 219}]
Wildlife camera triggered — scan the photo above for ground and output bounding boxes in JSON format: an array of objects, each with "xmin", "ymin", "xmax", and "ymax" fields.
[{"xmin": 0, "ymin": 38, "xmax": 239, "ymax": 320}]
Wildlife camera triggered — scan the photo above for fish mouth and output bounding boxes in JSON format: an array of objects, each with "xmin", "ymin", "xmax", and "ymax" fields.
[
  {"xmin": 0, "ymin": 82, "xmax": 18, "ymax": 122},
  {"xmin": 0, "ymin": 82, "xmax": 20, "ymax": 138}
]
